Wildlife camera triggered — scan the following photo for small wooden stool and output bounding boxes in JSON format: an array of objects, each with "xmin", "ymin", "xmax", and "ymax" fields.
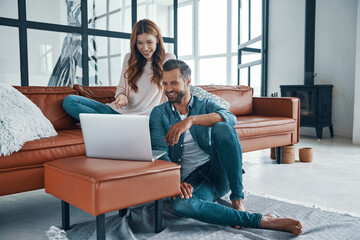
[{"xmin": 44, "ymin": 157, "xmax": 180, "ymax": 240}]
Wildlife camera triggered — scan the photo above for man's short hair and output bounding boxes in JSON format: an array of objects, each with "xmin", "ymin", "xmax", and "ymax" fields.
[{"xmin": 163, "ymin": 59, "xmax": 191, "ymax": 81}]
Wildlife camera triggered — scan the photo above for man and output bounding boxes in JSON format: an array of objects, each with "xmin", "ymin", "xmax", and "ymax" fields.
[{"xmin": 149, "ymin": 59, "xmax": 303, "ymax": 235}]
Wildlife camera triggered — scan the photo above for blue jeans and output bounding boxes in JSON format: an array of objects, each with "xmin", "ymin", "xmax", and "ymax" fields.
[
  {"xmin": 171, "ymin": 122, "xmax": 262, "ymax": 228},
  {"xmin": 63, "ymin": 95, "xmax": 119, "ymax": 120}
]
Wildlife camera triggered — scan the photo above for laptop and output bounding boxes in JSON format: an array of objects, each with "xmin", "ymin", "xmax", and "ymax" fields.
[{"xmin": 79, "ymin": 113, "xmax": 166, "ymax": 161}]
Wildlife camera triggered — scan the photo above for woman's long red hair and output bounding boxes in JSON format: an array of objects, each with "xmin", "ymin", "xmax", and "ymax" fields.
[{"xmin": 125, "ymin": 19, "xmax": 166, "ymax": 92}]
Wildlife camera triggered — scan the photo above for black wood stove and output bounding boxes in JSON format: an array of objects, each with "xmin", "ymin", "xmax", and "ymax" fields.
[{"xmin": 280, "ymin": 84, "xmax": 334, "ymax": 139}]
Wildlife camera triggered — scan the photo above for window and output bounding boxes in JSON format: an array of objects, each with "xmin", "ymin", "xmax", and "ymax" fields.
[
  {"xmin": 26, "ymin": 0, "xmax": 79, "ymax": 27},
  {"xmin": 88, "ymin": 36, "xmax": 129, "ymax": 86},
  {"xmin": 178, "ymin": 0, "xmax": 238, "ymax": 85},
  {"xmin": 0, "ymin": 26, "xmax": 20, "ymax": 85},
  {"xmin": 239, "ymin": 0, "xmax": 268, "ymax": 96},
  {"xmin": 0, "ymin": 0, "xmax": 177, "ymax": 86},
  {"xmin": 39, "ymin": 45, "xmax": 53, "ymax": 73},
  {"xmin": 89, "ymin": 0, "xmax": 132, "ymax": 33},
  {"xmin": 137, "ymin": 0, "xmax": 174, "ymax": 38},
  {"xmin": 178, "ymin": 4, "xmax": 192, "ymax": 56},
  {"xmin": 28, "ymin": 30, "xmax": 76, "ymax": 86},
  {"xmin": 0, "ymin": 0, "xmax": 18, "ymax": 19},
  {"xmin": 178, "ymin": 0, "xmax": 268, "ymax": 93}
]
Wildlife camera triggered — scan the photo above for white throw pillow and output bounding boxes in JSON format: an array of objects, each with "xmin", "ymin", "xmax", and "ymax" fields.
[
  {"xmin": 190, "ymin": 85, "xmax": 231, "ymax": 109},
  {"xmin": 0, "ymin": 83, "xmax": 58, "ymax": 156}
]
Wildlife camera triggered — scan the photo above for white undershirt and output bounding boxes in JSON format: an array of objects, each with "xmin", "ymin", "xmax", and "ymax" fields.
[{"xmin": 179, "ymin": 113, "xmax": 211, "ymax": 181}]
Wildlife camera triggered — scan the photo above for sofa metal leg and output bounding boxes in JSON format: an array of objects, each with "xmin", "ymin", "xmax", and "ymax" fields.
[
  {"xmin": 96, "ymin": 214, "xmax": 105, "ymax": 240},
  {"xmin": 61, "ymin": 200, "xmax": 70, "ymax": 230},
  {"xmin": 119, "ymin": 208, "xmax": 127, "ymax": 217},
  {"xmin": 155, "ymin": 199, "xmax": 164, "ymax": 233},
  {"xmin": 277, "ymin": 146, "xmax": 283, "ymax": 164}
]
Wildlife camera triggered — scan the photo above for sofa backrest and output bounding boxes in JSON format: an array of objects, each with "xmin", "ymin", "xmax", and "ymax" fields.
[
  {"xmin": 73, "ymin": 84, "xmax": 254, "ymax": 116},
  {"xmin": 74, "ymin": 84, "xmax": 116, "ymax": 103},
  {"xmin": 13, "ymin": 84, "xmax": 253, "ymax": 130},
  {"xmin": 14, "ymin": 86, "xmax": 78, "ymax": 130},
  {"xmin": 198, "ymin": 85, "xmax": 253, "ymax": 116}
]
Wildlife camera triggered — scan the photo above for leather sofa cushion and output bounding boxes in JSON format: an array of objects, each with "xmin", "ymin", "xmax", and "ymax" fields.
[
  {"xmin": 199, "ymin": 85, "xmax": 253, "ymax": 116},
  {"xmin": 0, "ymin": 129, "xmax": 85, "ymax": 170},
  {"xmin": 0, "ymin": 166, "xmax": 45, "ymax": 196},
  {"xmin": 74, "ymin": 84, "xmax": 116, "ymax": 104},
  {"xmin": 14, "ymin": 86, "xmax": 78, "ymax": 130},
  {"xmin": 235, "ymin": 116, "xmax": 297, "ymax": 138}
]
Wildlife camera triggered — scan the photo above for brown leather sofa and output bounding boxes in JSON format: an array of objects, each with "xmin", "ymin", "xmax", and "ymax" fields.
[{"xmin": 0, "ymin": 85, "xmax": 299, "ymax": 197}]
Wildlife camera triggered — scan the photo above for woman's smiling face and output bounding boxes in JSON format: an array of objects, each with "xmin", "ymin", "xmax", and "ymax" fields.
[{"xmin": 136, "ymin": 33, "xmax": 158, "ymax": 61}]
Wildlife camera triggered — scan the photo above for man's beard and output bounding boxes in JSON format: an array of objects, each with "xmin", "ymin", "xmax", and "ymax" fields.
[{"xmin": 166, "ymin": 88, "xmax": 187, "ymax": 103}]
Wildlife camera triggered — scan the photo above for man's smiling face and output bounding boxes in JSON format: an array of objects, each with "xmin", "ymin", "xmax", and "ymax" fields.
[{"xmin": 162, "ymin": 68, "xmax": 190, "ymax": 103}]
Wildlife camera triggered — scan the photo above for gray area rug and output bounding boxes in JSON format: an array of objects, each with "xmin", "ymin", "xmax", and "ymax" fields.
[{"xmin": 47, "ymin": 193, "xmax": 360, "ymax": 240}]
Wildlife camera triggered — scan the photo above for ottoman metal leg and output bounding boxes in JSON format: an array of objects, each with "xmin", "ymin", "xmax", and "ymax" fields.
[
  {"xmin": 119, "ymin": 208, "xmax": 127, "ymax": 217},
  {"xmin": 96, "ymin": 214, "xmax": 105, "ymax": 240},
  {"xmin": 155, "ymin": 199, "xmax": 164, "ymax": 233},
  {"xmin": 61, "ymin": 200, "xmax": 70, "ymax": 230}
]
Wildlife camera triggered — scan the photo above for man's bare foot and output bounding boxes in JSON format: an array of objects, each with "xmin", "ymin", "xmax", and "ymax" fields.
[
  {"xmin": 260, "ymin": 213, "xmax": 303, "ymax": 236},
  {"xmin": 232, "ymin": 199, "xmax": 245, "ymax": 211},
  {"xmin": 232, "ymin": 199, "xmax": 245, "ymax": 229}
]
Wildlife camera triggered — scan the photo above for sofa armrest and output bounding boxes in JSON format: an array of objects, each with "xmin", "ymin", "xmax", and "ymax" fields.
[
  {"xmin": 253, "ymin": 97, "xmax": 299, "ymax": 118},
  {"xmin": 252, "ymin": 97, "xmax": 300, "ymax": 143}
]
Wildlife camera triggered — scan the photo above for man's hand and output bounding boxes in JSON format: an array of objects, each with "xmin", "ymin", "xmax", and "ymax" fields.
[
  {"xmin": 173, "ymin": 182, "xmax": 193, "ymax": 200},
  {"xmin": 114, "ymin": 94, "xmax": 128, "ymax": 108},
  {"xmin": 165, "ymin": 117, "xmax": 193, "ymax": 146}
]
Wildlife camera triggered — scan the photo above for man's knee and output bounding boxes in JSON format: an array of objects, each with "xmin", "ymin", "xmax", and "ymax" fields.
[{"xmin": 211, "ymin": 122, "xmax": 236, "ymax": 141}]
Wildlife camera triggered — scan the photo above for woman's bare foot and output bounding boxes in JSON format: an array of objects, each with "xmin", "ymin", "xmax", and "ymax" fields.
[
  {"xmin": 260, "ymin": 213, "xmax": 303, "ymax": 236},
  {"xmin": 232, "ymin": 199, "xmax": 245, "ymax": 229}
]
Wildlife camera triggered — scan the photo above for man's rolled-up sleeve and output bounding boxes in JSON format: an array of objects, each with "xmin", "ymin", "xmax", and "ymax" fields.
[
  {"xmin": 149, "ymin": 107, "xmax": 171, "ymax": 162},
  {"xmin": 205, "ymin": 99, "xmax": 237, "ymax": 126}
]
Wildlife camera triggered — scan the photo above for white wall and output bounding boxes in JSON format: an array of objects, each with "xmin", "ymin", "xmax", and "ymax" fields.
[
  {"xmin": 267, "ymin": 0, "xmax": 305, "ymax": 97},
  {"xmin": 353, "ymin": 0, "xmax": 360, "ymax": 145},
  {"xmin": 312, "ymin": 0, "xmax": 357, "ymax": 138},
  {"xmin": 268, "ymin": 0, "xmax": 358, "ymax": 139}
]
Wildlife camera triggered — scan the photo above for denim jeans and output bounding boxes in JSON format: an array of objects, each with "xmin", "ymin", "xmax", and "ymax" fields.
[
  {"xmin": 171, "ymin": 122, "xmax": 263, "ymax": 228},
  {"xmin": 63, "ymin": 95, "xmax": 119, "ymax": 120}
]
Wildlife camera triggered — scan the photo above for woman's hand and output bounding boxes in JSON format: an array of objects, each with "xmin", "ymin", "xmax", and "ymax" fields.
[
  {"xmin": 114, "ymin": 94, "xmax": 128, "ymax": 108},
  {"xmin": 173, "ymin": 182, "xmax": 193, "ymax": 200}
]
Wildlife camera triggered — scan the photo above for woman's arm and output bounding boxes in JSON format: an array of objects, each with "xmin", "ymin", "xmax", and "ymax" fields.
[
  {"xmin": 115, "ymin": 53, "xmax": 131, "ymax": 98},
  {"xmin": 114, "ymin": 53, "xmax": 131, "ymax": 108}
]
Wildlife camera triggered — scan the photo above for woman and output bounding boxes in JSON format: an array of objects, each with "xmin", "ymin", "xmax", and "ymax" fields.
[{"xmin": 63, "ymin": 19, "xmax": 176, "ymax": 120}]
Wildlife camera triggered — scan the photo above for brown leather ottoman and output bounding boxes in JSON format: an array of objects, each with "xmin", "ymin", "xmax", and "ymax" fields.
[{"xmin": 44, "ymin": 157, "xmax": 181, "ymax": 240}]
